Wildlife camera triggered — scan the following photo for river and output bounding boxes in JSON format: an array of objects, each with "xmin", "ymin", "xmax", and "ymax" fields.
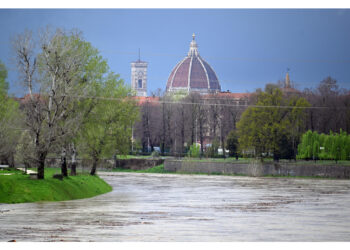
[{"xmin": 1, "ymin": 172, "xmax": 350, "ymax": 241}]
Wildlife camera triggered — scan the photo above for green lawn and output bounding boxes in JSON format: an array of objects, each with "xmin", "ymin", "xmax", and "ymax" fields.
[
  {"xmin": 112, "ymin": 164, "xmax": 170, "ymax": 173},
  {"xmin": 117, "ymin": 155, "xmax": 153, "ymax": 159},
  {"xmin": 0, "ymin": 168, "xmax": 112, "ymax": 204},
  {"xmin": 181, "ymin": 157, "xmax": 253, "ymax": 163},
  {"xmin": 180, "ymin": 157, "xmax": 350, "ymax": 166},
  {"xmin": 112, "ymin": 163, "xmax": 246, "ymax": 176}
]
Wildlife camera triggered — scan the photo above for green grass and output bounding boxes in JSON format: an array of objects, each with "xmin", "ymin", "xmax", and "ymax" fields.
[
  {"xmin": 293, "ymin": 160, "xmax": 350, "ymax": 166},
  {"xmin": 0, "ymin": 168, "xmax": 112, "ymax": 204},
  {"xmin": 117, "ymin": 155, "xmax": 153, "ymax": 159},
  {"xmin": 112, "ymin": 164, "xmax": 246, "ymax": 176},
  {"xmin": 180, "ymin": 157, "xmax": 350, "ymax": 166},
  {"xmin": 112, "ymin": 164, "xmax": 171, "ymax": 174},
  {"xmin": 181, "ymin": 157, "xmax": 253, "ymax": 163}
]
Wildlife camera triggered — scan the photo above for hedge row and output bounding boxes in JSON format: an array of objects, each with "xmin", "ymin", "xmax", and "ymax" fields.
[{"xmin": 297, "ymin": 130, "xmax": 350, "ymax": 161}]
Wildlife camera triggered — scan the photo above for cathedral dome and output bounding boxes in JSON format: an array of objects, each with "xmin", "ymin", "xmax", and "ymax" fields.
[{"xmin": 166, "ymin": 34, "xmax": 221, "ymax": 94}]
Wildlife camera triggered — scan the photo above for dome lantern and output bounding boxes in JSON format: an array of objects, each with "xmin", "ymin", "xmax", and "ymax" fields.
[{"xmin": 188, "ymin": 33, "xmax": 199, "ymax": 57}]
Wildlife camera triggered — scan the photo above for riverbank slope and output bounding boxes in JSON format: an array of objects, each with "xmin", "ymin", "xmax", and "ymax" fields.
[{"xmin": 0, "ymin": 168, "xmax": 112, "ymax": 203}]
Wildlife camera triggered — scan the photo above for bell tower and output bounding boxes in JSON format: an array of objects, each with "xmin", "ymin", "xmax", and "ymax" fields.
[{"xmin": 131, "ymin": 49, "xmax": 148, "ymax": 97}]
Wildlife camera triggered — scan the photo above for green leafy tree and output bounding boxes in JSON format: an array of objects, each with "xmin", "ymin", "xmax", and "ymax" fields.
[
  {"xmin": 0, "ymin": 60, "xmax": 22, "ymax": 167},
  {"xmin": 298, "ymin": 131, "xmax": 322, "ymax": 161},
  {"xmin": 13, "ymin": 28, "xmax": 109, "ymax": 179},
  {"xmin": 312, "ymin": 139, "xmax": 320, "ymax": 161},
  {"xmin": 0, "ymin": 61, "xmax": 9, "ymax": 93},
  {"xmin": 226, "ymin": 130, "xmax": 239, "ymax": 158},
  {"xmin": 346, "ymin": 135, "xmax": 350, "ymax": 160},
  {"xmin": 323, "ymin": 133, "xmax": 333, "ymax": 160},
  {"xmin": 237, "ymin": 84, "xmax": 309, "ymax": 161},
  {"xmin": 298, "ymin": 129, "xmax": 350, "ymax": 162},
  {"xmin": 78, "ymin": 72, "xmax": 139, "ymax": 175},
  {"xmin": 187, "ymin": 143, "xmax": 200, "ymax": 158},
  {"xmin": 205, "ymin": 138, "xmax": 220, "ymax": 158}
]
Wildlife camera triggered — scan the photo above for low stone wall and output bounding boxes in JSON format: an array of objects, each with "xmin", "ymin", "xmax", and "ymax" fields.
[{"xmin": 164, "ymin": 159, "xmax": 350, "ymax": 179}]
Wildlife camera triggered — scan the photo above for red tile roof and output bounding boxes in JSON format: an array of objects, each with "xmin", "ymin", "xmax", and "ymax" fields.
[
  {"xmin": 203, "ymin": 92, "xmax": 252, "ymax": 99},
  {"xmin": 131, "ymin": 96, "xmax": 160, "ymax": 106}
]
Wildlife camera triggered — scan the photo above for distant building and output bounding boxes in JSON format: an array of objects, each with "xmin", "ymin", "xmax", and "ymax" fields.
[
  {"xmin": 131, "ymin": 51, "xmax": 148, "ymax": 97},
  {"xmin": 281, "ymin": 71, "xmax": 300, "ymax": 95},
  {"xmin": 166, "ymin": 34, "xmax": 221, "ymax": 94}
]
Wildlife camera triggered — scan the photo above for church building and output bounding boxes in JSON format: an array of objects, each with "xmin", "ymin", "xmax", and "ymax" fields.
[{"xmin": 130, "ymin": 34, "xmax": 298, "ymax": 101}]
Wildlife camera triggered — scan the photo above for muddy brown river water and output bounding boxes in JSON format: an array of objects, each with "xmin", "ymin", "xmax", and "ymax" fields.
[{"xmin": 1, "ymin": 172, "xmax": 350, "ymax": 241}]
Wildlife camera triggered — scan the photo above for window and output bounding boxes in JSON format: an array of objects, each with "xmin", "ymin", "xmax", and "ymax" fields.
[{"xmin": 138, "ymin": 79, "xmax": 142, "ymax": 88}]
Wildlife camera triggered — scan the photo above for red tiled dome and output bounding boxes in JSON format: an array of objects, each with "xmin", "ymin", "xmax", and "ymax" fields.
[{"xmin": 166, "ymin": 34, "xmax": 221, "ymax": 94}]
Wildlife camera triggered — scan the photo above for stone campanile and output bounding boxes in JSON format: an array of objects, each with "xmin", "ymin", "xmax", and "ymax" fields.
[{"xmin": 131, "ymin": 50, "xmax": 148, "ymax": 97}]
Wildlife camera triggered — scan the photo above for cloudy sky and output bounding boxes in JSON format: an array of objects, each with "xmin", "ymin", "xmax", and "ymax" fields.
[{"xmin": 1, "ymin": 8, "xmax": 350, "ymax": 96}]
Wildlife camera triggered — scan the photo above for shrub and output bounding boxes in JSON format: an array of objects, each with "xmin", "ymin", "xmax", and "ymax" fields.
[
  {"xmin": 205, "ymin": 138, "xmax": 220, "ymax": 158},
  {"xmin": 297, "ymin": 129, "xmax": 350, "ymax": 162},
  {"xmin": 187, "ymin": 143, "xmax": 200, "ymax": 158},
  {"xmin": 151, "ymin": 150, "xmax": 160, "ymax": 158}
]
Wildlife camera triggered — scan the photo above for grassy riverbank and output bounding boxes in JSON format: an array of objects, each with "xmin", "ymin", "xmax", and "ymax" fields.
[
  {"xmin": 112, "ymin": 164, "xmax": 237, "ymax": 175},
  {"xmin": 0, "ymin": 168, "xmax": 112, "ymax": 204},
  {"xmin": 113, "ymin": 164, "xmax": 170, "ymax": 173},
  {"xmin": 180, "ymin": 158, "xmax": 350, "ymax": 165},
  {"xmin": 117, "ymin": 155, "xmax": 350, "ymax": 165}
]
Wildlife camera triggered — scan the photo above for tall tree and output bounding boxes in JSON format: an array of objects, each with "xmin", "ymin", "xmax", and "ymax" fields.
[
  {"xmin": 78, "ymin": 73, "xmax": 138, "ymax": 175},
  {"xmin": 237, "ymin": 84, "xmax": 309, "ymax": 161},
  {"xmin": 13, "ymin": 28, "xmax": 108, "ymax": 179},
  {"xmin": 303, "ymin": 77, "xmax": 349, "ymax": 134},
  {"xmin": 0, "ymin": 60, "xmax": 22, "ymax": 167}
]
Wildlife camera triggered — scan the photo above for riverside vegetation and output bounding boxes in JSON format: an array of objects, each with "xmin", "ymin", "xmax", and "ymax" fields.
[{"xmin": 0, "ymin": 168, "xmax": 112, "ymax": 203}]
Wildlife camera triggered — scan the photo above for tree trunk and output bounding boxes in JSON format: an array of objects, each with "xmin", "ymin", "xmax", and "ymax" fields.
[
  {"xmin": 199, "ymin": 120, "xmax": 204, "ymax": 158},
  {"xmin": 37, "ymin": 152, "xmax": 46, "ymax": 179},
  {"xmin": 161, "ymin": 102, "xmax": 166, "ymax": 155},
  {"xmin": 70, "ymin": 162, "xmax": 77, "ymax": 176},
  {"xmin": 61, "ymin": 148, "xmax": 68, "ymax": 177},
  {"xmin": 90, "ymin": 157, "xmax": 98, "ymax": 175},
  {"xmin": 220, "ymin": 118, "xmax": 226, "ymax": 159},
  {"xmin": 113, "ymin": 151, "xmax": 119, "ymax": 168},
  {"xmin": 70, "ymin": 143, "xmax": 77, "ymax": 176},
  {"xmin": 9, "ymin": 153, "xmax": 15, "ymax": 168}
]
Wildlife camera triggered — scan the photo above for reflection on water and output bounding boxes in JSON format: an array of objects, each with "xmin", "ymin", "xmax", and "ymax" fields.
[{"xmin": 1, "ymin": 172, "xmax": 350, "ymax": 241}]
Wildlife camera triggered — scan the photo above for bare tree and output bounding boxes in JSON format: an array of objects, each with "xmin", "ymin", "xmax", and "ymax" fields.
[
  {"xmin": 303, "ymin": 77, "xmax": 349, "ymax": 134},
  {"xmin": 13, "ymin": 28, "xmax": 104, "ymax": 179}
]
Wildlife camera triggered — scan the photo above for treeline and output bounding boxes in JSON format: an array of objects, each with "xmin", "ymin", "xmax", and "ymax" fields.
[
  {"xmin": 303, "ymin": 77, "xmax": 350, "ymax": 134},
  {"xmin": 133, "ymin": 79, "xmax": 350, "ymax": 161},
  {"xmin": 133, "ymin": 91, "xmax": 247, "ymax": 157},
  {"xmin": 0, "ymin": 28, "xmax": 138, "ymax": 179},
  {"xmin": 297, "ymin": 130, "xmax": 350, "ymax": 162}
]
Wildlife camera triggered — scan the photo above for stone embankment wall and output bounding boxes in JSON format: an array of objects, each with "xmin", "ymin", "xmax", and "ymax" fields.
[
  {"xmin": 164, "ymin": 159, "xmax": 350, "ymax": 179},
  {"xmin": 46, "ymin": 157, "xmax": 164, "ymax": 171}
]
